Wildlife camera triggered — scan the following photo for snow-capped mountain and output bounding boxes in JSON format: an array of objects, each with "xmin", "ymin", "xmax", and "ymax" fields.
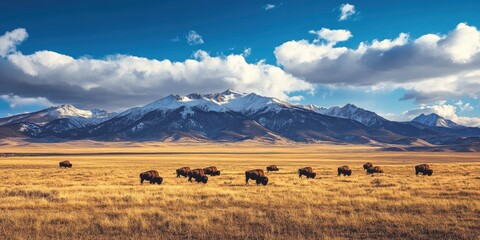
[
  {"xmin": 299, "ymin": 103, "xmax": 386, "ymax": 127},
  {"xmin": 0, "ymin": 104, "xmax": 117, "ymax": 137},
  {"xmin": 0, "ymin": 104, "xmax": 116, "ymax": 127},
  {"xmin": 113, "ymin": 89, "xmax": 296, "ymax": 129},
  {"xmin": 0, "ymin": 90, "xmax": 478, "ymax": 150},
  {"xmin": 412, "ymin": 113, "xmax": 463, "ymax": 129},
  {"xmin": 124, "ymin": 89, "xmax": 293, "ymax": 116}
]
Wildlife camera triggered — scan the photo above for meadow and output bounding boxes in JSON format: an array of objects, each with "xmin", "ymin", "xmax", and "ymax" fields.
[{"xmin": 0, "ymin": 141, "xmax": 479, "ymax": 239}]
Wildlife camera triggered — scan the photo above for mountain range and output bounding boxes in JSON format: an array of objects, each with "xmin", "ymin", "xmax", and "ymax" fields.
[{"xmin": 0, "ymin": 90, "xmax": 479, "ymax": 151}]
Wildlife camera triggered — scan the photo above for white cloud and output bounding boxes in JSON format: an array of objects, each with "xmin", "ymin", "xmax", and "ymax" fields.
[
  {"xmin": 455, "ymin": 100, "xmax": 474, "ymax": 112},
  {"xmin": 275, "ymin": 23, "xmax": 480, "ymax": 104},
  {"xmin": 0, "ymin": 94, "xmax": 52, "ymax": 108},
  {"xmin": 309, "ymin": 28, "xmax": 352, "ymax": 45},
  {"xmin": 439, "ymin": 23, "xmax": 480, "ymax": 63},
  {"xmin": 383, "ymin": 102, "xmax": 480, "ymax": 127},
  {"xmin": 242, "ymin": 48, "xmax": 252, "ymax": 57},
  {"xmin": 287, "ymin": 95, "xmax": 305, "ymax": 102},
  {"xmin": 186, "ymin": 30, "xmax": 204, "ymax": 45},
  {"xmin": 264, "ymin": 4, "xmax": 275, "ymax": 10},
  {"xmin": 339, "ymin": 3, "xmax": 356, "ymax": 21},
  {"xmin": 0, "ymin": 28, "xmax": 313, "ymax": 110},
  {"xmin": 0, "ymin": 28, "xmax": 28, "ymax": 57}
]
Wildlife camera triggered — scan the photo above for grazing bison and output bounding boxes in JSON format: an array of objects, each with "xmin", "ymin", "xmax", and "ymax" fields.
[
  {"xmin": 245, "ymin": 169, "xmax": 269, "ymax": 185},
  {"xmin": 266, "ymin": 165, "xmax": 279, "ymax": 172},
  {"xmin": 59, "ymin": 160, "xmax": 72, "ymax": 168},
  {"xmin": 298, "ymin": 167, "xmax": 316, "ymax": 179},
  {"xmin": 203, "ymin": 166, "xmax": 221, "ymax": 176},
  {"xmin": 363, "ymin": 162, "xmax": 373, "ymax": 171},
  {"xmin": 337, "ymin": 166, "xmax": 352, "ymax": 176},
  {"xmin": 415, "ymin": 164, "xmax": 433, "ymax": 176},
  {"xmin": 188, "ymin": 169, "xmax": 209, "ymax": 183},
  {"xmin": 140, "ymin": 170, "xmax": 163, "ymax": 184},
  {"xmin": 176, "ymin": 167, "xmax": 191, "ymax": 178},
  {"xmin": 366, "ymin": 166, "xmax": 384, "ymax": 174}
]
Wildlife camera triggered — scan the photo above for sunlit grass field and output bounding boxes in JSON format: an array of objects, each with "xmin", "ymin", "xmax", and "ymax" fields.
[{"xmin": 0, "ymin": 141, "xmax": 479, "ymax": 239}]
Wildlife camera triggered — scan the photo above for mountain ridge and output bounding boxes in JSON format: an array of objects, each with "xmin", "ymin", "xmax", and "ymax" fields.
[{"xmin": 0, "ymin": 90, "xmax": 478, "ymax": 151}]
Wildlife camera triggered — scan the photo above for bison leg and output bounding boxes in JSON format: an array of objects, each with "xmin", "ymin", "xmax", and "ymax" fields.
[
  {"xmin": 245, "ymin": 176, "xmax": 250, "ymax": 185},
  {"xmin": 188, "ymin": 176, "xmax": 193, "ymax": 182},
  {"xmin": 140, "ymin": 178, "xmax": 144, "ymax": 184}
]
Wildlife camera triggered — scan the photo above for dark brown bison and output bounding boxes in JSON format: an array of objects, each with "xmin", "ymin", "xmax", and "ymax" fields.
[
  {"xmin": 266, "ymin": 165, "xmax": 279, "ymax": 172},
  {"xmin": 176, "ymin": 167, "xmax": 191, "ymax": 178},
  {"xmin": 366, "ymin": 166, "xmax": 384, "ymax": 174},
  {"xmin": 140, "ymin": 170, "xmax": 163, "ymax": 184},
  {"xmin": 298, "ymin": 167, "xmax": 316, "ymax": 178},
  {"xmin": 337, "ymin": 166, "xmax": 352, "ymax": 176},
  {"xmin": 59, "ymin": 160, "xmax": 72, "ymax": 168},
  {"xmin": 363, "ymin": 162, "xmax": 373, "ymax": 171},
  {"xmin": 203, "ymin": 166, "xmax": 221, "ymax": 176},
  {"xmin": 188, "ymin": 169, "xmax": 208, "ymax": 183},
  {"xmin": 415, "ymin": 164, "xmax": 433, "ymax": 176},
  {"xmin": 245, "ymin": 169, "xmax": 269, "ymax": 185}
]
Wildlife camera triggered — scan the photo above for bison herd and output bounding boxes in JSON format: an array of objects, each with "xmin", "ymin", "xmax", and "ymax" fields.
[{"xmin": 58, "ymin": 161, "xmax": 434, "ymax": 186}]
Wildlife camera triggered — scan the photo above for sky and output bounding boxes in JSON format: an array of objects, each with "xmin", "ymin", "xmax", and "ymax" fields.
[{"xmin": 0, "ymin": 0, "xmax": 479, "ymax": 126}]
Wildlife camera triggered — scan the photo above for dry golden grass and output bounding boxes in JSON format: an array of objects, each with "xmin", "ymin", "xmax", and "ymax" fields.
[{"xmin": 0, "ymin": 141, "xmax": 479, "ymax": 239}]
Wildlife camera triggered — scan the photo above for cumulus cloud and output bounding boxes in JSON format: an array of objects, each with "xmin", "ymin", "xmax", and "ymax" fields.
[
  {"xmin": 264, "ymin": 4, "xmax": 275, "ymax": 10},
  {"xmin": 275, "ymin": 23, "xmax": 480, "ymax": 104},
  {"xmin": 0, "ymin": 28, "xmax": 28, "ymax": 57},
  {"xmin": 186, "ymin": 30, "xmax": 204, "ymax": 45},
  {"xmin": 0, "ymin": 29, "xmax": 312, "ymax": 111},
  {"xmin": 309, "ymin": 28, "xmax": 352, "ymax": 45},
  {"xmin": 0, "ymin": 94, "xmax": 52, "ymax": 108},
  {"xmin": 384, "ymin": 102, "xmax": 480, "ymax": 127},
  {"xmin": 339, "ymin": 3, "xmax": 356, "ymax": 21}
]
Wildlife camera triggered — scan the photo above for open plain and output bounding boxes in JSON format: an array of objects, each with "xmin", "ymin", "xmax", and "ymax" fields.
[{"xmin": 0, "ymin": 140, "xmax": 479, "ymax": 239}]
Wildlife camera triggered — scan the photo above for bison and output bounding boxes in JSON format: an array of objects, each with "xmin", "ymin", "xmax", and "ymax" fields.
[
  {"xmin": 366, "ymin": 166, "xmax": 384, "ymax": 174},
  {"xmin": 363, "ymin": 162, "xmax": 373, "ymax": 171},
  {"xmin": 203, "ymin": 166, "xmax": 221, "ymax": 176},
  {"xmin": 59, "ymin": 160, "xmax": 72, "ymax": 168},
  {"xmin": 415, "ymin": 164, "xmax": 433, "ymax": 176},
  {"xmin": 337, "ymin": 165, "xmax": 352, "ymax": 176},
  {"xmin": 245, "ymin": 169, "xmax": 269, "ymax": 185},
  {"xmin": 266, "ymin": 165, "xmax": 279, "ymax": 172},
  {"xmin": 176, "ymin": 167, "xmax": 191, "ymax": 178},
  {"xmin": 298, "ymin": 167, "xmax": 316, "ymax": 179},
  {"xmin": 140, "ymin": 170, "xmax": 163, "ymax": 184},
  {"xmin": 188, "ymin": 169, "xmax": 208, "ymax": 184}
]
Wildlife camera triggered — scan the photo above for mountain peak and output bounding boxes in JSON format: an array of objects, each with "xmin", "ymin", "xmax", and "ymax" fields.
[
  {"xmin": 302, "ymin": 103, "xmax": 386, "ymax": 127},
  {"xmin": 412, "ymin": 113, "xmax": 462, "ymax": 129},
  {"xmin": 47, "ymin": 104, "xmax": 94, "ymax": 118},
  {"xmin": 222, "ymin": 89, "xmax": 245, "ymax": 95},
  {"xmin": 343, "ymin": 103, "xmax": 357, "ymax": 108}
]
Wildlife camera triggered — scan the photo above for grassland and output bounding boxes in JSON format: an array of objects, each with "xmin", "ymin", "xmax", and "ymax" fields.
[{"xmin": 0, "ymin": 141, "xmax": 479, "ymax": 239}]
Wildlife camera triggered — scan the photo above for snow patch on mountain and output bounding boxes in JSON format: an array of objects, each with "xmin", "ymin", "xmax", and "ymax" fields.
[
  {"xmin": 0, "ymin": 104, "xmax": 117, "ymax": 128},
  {"xmin": 298, "ymin": 103, "xmax": 386, "ymax": 127},
  {"xmin": 120, "ymin": 89, "xmax": 293, "ymax": 119},
  {"xmin": 412, "ymin": 113, "xmax": 463, "ymax": 129}
]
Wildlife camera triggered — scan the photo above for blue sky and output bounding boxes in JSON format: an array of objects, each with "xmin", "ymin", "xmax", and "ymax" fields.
[{"xmin": 0, "ymin": 0, "xmax": 479, "ymax": 125}]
